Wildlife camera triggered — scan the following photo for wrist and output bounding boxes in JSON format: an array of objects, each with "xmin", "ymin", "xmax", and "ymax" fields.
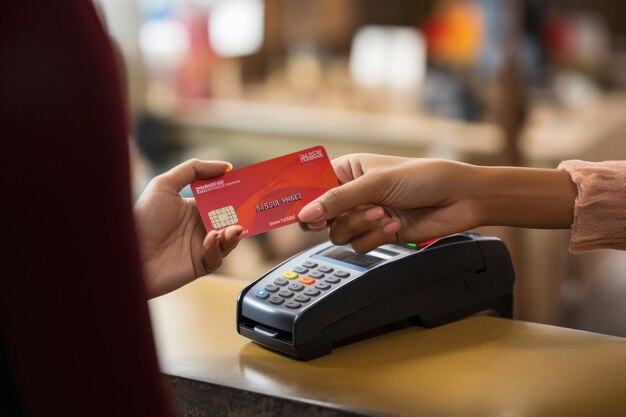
[{"xmin": 470, "ymin": 165, "xmax": 576, "ymax": 229}]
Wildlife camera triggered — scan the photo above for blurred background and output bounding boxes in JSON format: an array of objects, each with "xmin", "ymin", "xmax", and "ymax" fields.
[{"xmin": 94, "ymin": 0, "xmax": 626, "ymax": 335}]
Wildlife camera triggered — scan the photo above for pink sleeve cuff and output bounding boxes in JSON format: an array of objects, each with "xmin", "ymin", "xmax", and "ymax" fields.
[{"xmin": 557, "ymin": 160, "xmax": 626, "ymax": 254}]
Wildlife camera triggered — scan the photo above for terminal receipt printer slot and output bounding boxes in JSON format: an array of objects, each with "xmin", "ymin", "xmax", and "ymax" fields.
[{"xmin": 237, "ymin": 232, "xmax": 515, "ymax": 360}]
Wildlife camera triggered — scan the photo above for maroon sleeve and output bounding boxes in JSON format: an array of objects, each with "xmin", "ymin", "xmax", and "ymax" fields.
[{"xmin": 0, "ymin": 1, "xmax": 174, "ymax": 416}]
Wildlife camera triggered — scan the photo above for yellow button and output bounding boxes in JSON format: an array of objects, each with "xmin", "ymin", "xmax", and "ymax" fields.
[{"xmin": 282, "ymin": 272, "xmax": 299, "ymax": 280}]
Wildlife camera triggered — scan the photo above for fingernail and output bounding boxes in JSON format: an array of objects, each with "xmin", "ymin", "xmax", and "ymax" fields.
[
  {"xmin": 382, "ymin": 221, "xmax": 400, "ymax": 235},
  {"xmin": 364, "ymin": 206, "xmax": 385, "ymax": 221},
  {"xmin": 308, "ymin": 220, "xmax": 327, "ymax": 229},
  {"xmin": 205, "ymin": 160, "xmax": 233, "ymax": 171},
  {"xmin": 300, "ymin": 221, "xmax": 327, "ymax": 232},
  {"xmin": 298, "ymin": 202, "xmax": 324, "ymax": 222}
]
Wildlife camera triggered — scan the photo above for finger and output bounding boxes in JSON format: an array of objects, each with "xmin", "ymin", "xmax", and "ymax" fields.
[
  {"xmin": 219, "ymin": 225, "xmax": 243, "ymax": 257},
  {"xmin": 202, "ymin": 230, "xmax": 224, "ymax": 272},
  {"xmin": 155, "ymin": 159, "xmax": 233, "ymax": 194},
  {"xmin": 332, "ymin": 153, "xmax": 405, "ymax": 184},
  {"xmin": 348, "ymin": 220, "xmax": 401, "ymax": 254},
  {"xmin": 328, "ymin": 206, "xmax": 386, "ymax": 245},
  {"xmin": 298, "ymin": 175, "xmax": 383, "ymax": 224},
  {"xmin": 331, "ymin": 154, "xmax": 362, "ymax": 184},
  {"xmin": 300, "ymin": 204, "xmax": 374, "ymax": 232}
]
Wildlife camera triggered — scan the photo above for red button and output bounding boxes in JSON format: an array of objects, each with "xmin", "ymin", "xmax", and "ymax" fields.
[
  {"xmin": 418, "ymin": 238, "xmax": 440, "ymax": 247},
  {"xmin": 298, "ymin": 277, "xmax": 316, "ymax": 285}
]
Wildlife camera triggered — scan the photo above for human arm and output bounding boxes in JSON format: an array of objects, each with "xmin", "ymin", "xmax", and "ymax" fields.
[
  {"xmin": 134, "ymin": 159, "xmax": 242, "ymax": 299},
  {"xmin": 298, "ymin": 153, "xmax": 577, "ymax": 253}
]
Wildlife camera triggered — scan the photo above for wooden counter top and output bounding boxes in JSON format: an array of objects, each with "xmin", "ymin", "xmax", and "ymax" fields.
[{"xmin": 149, "ymin": 275, "xmax": 626, "ymax": 417}]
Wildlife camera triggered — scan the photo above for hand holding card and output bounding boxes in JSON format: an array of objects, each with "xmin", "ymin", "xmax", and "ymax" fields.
[{"xmin": 191, "ymin": 146, "xmax": 339, "ymax": 238}]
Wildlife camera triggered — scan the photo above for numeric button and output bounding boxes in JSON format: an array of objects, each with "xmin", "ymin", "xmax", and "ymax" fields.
[
  {"xmin": 284, "ymin": 301, "xmax": 302, "ymax": 309},
  {"xmin": 288, "ymin": 283, "xmax": 304, "ymax": 292},
  {"xmin": 303, "ymin": 288, "xmax": 321, "ymax": 297},
  {"xmin": 302, "ymin": 261, "xmax": 318, "ymax": 268},
  {"xmin": 278, "ymin": 290, "xmax": 294, "ymax": 298},
  {"xmin": 334, "ymin": 271, "xmax": 350, "ymax": 278},
  {"xmin": 264, "ymin": 284, "xmax": 279, "ymax": 292},
  {"xmin": 268, "ymin": 296, "xmax": 284, "ymax": 305},
  {"xmin": 294, "ymin": 294, "xmax": 311, "ymax": 303},
  {"xmin": 292, "ymin": 266, "xmax": 308, "ymax": 274},
  {"xmin": 314, "ymin": 282, "xmax": 331, "ymax": 290},
  {"xmin": 318, "ymin": 265, "xmax": 334, "ymax": 273},
  {"xmin": 273, "ymin": 277, "xmax": 289, "ymax": 286}
]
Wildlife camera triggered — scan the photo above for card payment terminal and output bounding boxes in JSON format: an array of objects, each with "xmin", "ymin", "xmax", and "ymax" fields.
[{"xmin": 237, "ymin": 232, "xmax": 515, "ymax": 360}]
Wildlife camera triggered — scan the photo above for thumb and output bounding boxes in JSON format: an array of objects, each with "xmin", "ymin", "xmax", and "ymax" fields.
[
  {"xmin": 155, "ymin": 159, "xmax": 233, "ymax": 193},
  {"xmin": 298, "ymin": 176, "xmax": 380, "ymax": 223}
]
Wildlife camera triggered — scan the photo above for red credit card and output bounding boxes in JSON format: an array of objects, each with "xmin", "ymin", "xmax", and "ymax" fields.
[{"xmin": 191, "ymin": 146, "xmax": 338, "ymax": 238}]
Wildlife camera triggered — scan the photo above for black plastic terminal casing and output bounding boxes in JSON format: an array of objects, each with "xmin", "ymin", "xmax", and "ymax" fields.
[{"xmin": 237, "ymin": 233, "xmax": 515, "ymax": 360}]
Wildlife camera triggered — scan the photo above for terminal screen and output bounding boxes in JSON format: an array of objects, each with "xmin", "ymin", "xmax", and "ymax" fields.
[{"xmin": 317, "ymin": 246, "xmax": 385, "ymax": 270}]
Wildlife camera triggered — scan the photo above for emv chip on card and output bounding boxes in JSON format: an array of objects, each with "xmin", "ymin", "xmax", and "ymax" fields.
[{"xmin": 208, "ymin": 206, "xmax": 238, "ymax": 228}]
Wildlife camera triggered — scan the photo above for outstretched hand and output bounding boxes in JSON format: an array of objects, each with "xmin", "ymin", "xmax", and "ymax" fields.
[
  {"xmin": 298, "ymin": 153, "xmax": 576, "ymax": 254},
  {"xmin": 298, "ymin": 154, "xmax": 479, "ymax": 253},
  {"xmin": 134, "ymin": 159, "xmax": 242, "ymax": 298}
]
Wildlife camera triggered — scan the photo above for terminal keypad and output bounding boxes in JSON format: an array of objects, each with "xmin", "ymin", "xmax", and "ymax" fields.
[{"xmin": 254, "ymin": 259, "xmax": 352, "ymax": 310}]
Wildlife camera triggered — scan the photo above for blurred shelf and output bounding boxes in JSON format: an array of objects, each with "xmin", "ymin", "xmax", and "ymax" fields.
[
  {"xmin": 520, "ymin": 93, "xmax": 626, "ymax": 164},
  {"xmin": 148, "ymin": 98, "xmax": 505, "ymax": 159}
]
